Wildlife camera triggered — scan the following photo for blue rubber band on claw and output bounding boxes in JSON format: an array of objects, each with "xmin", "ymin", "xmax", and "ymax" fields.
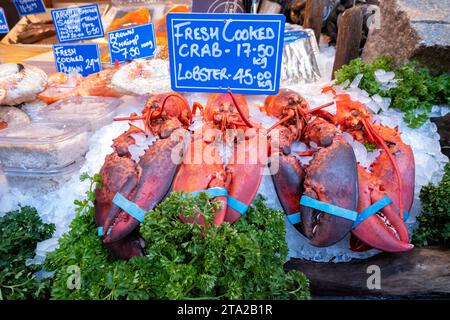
[
  {"xmin": 112, "ymin": 193, "xmax": 146, "ymax": 223},
  {"xmin": 353, "ymin": 196, "xmax": 392, "ymax": 228},
  {"xmin": 188, "ymin": 187, "xmax": 228, "ymax": 198},
  {"xmin": 187, "ymin": 187, "xmax": 248, "ymax": 216},
  {"xmin": 227, "ymin": 196, "xmax": 249, "ymax": 216},
  {"xmin": 300, "ymin": 196, "xmax": 358, "ymax": 222},
  {"xmin": 97, "ymin": 226, "xmax": 112, "ymax": 237},
  {"xmin": 352, "ymin": 196, "xmax": 410, "ymax": 229},
  {"xmin": 287, "ymin": 213, "xmax": 301, "ymax": 225}
]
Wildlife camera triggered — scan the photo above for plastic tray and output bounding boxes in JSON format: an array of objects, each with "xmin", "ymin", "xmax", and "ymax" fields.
[
  {"xmin": 0, "ymin": 157, "xmax": 84, "ymax": 193},
  {"xmin": 37, "ymin": 96, "xmax": 121, "ymax": 131},
  {"xmin": 0, "ymin": 122, "xmax": 88, "ymax": 171}
]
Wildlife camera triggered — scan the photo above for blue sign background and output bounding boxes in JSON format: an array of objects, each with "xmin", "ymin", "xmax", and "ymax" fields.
[
  {"xmin": 107, "ymin": 23, "xmax": 157, "ymax": 64},
  {"xmin": 13, "ymin": 0, "xmax": 46, "ymax": 16},
  {"xmin": 167, "ymin": 13, "xmax": 285, "ymax": 95},
  {"xmin": 51, "ymin": 4, "xmax": 104, "ymax": 43},
  {"xmin": 53, "ymin": 43, "xmax": 102, "ymax": 77},
  {"xmin": 0, "ymin": 8, "xmax": 9, "ymax": 33}
]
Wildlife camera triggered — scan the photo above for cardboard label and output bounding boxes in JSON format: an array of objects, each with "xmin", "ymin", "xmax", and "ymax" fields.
[
  {"xmin": 107, "ymin": 23, "xmax": 156, "ymax": 64},
  {"xmin": 51, "ymin": 4, "xmax": 104, "ymax": 43},
  {"xmin": 13, "ymin": 0, "xmax": 46, "ymax": 16},
  {"xmin": 167, "ymin": 13, "xmax": 286, "ymax": 95},
  {"xmin": 53, "ymin": 43, "xmax": 102, "ymax": 77}
]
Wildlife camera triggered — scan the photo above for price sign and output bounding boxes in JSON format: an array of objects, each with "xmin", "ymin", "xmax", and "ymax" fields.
[
  {"xmin": 53, "ymin": 43, "xmax": 102, "ymax": 77},
  {"xmin": 13, "ymin": 0, "xmax": 46, "ymax": 16},
  {"xmin": 107, "ymin": 23, "xmax": 157, "ymax": 64},
  {"xmin": 51, "ymin": 4, "xmax": 104, "ymax": 43},
  {"xmin": 167, "ymin": 13, "xmax": 285, "ymax": 95},
  {"xmin": 0, "ymin": 8, "xmax": 9, "ymax": 33}
]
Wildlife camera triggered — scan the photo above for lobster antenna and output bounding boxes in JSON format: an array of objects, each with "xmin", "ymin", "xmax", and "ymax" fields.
[
  {"xmin": 114, "ymin": 115, "xmax": 145, "ymax": 121},
  {"xmin": 227, "ymin": 90, "xmax": 253, "ymax": 128},
  {"xmin": 362, "ymin": 118, "xmax": 404, "ymax": 221},
  {"xmin": 266, "ymin": 112, "xmax": 295, "ymax": 133}
]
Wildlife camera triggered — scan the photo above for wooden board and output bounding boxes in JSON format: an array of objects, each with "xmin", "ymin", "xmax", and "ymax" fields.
[
  {"xmin": 285, "ymin": 247, "xmax": 450, "ymax": 299},
  {"xmin": 0, "ymin": 44, "xmax": 51, "ymax": 64}
]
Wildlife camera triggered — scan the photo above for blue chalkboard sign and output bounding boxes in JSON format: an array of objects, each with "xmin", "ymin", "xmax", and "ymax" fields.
[
  {"xmin": 53, "ymin": 43, "xmax": 102, "ymax": 77},
  {"xmin": 13, "ymin": 0, "xmax": 46, "ymax": 16},
  {"xmin": 107, "ymin": 23, "xmax": 157, "ymax": 64},
  {"xmin": 0, "ymin": 8, "xmax": 9, "ymax": 34},
  {"xmin": 51, "ymin": 4, "xmax": 104, "ymax": 43},
  {"xmin": 167, "ymin": 13, "xmax": 285, "ymax": 95}
]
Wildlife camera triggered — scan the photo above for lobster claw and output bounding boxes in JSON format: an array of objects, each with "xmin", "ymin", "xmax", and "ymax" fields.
[
  {"xmin": 95, "ymin": 127, "xmax": 146, "ymax": 259},
  {"xmin": 270, "ymin": 152, "xmax": 305, "ymax": 231},
  {"xmin": 172, "ymin": 132, "xmax": 228, "ymax": 225},
  {"xmin": 300, "ymin": 119, "xmax": 359, "ymax": 247},
  {"xmin": 351, "ymin": 166, "xmax": 413, "ymax": 252},
  {"xmin": 225, "ymin": 129, "xmax": 265, "ymax": 223},
  {"xmin": 103, "ymin": 137, "xmax": 184, "ymax": 243}
]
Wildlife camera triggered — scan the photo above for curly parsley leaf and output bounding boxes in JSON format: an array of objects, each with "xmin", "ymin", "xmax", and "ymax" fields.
[
  {"xmin": 413, "ymin": 163, "xmax": 450, "ymax": 247},
  {"xmin": 0, "ymin": 207, "xmax": 55, "ymax": 300}
]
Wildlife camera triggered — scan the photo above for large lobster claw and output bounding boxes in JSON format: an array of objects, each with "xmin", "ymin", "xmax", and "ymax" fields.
[
  {"xmin": 352, "ymin": 166, "xmax": 413, "ymax": 252},
  {"xmin": 95, "ymin": 126, "xmax": 147, "ymax": 259},
  {"xmin": 300, "ymin": 118, "xmax": 359, "ymax": 247},
  {"xmin": 102, "ymin": 135, "xmax": 185, "ymax": 243},
  {"xmin": 270, "ymin": 126, "xmax": 305, "ymax": 229},
  {"xmin": 225, "ymin": 128, "xmax": 265, "ymax": 223},
  {"xmin": 172, "ymin": 129, "xmax": 228, "ymax": 225}
]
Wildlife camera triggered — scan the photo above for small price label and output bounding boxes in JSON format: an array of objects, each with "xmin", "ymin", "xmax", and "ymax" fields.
[
  {"xmin": 53, "ymin": 43, "xmax": 102, "ymax": 77},
  {"xmin": 13, "ymin": 0, "xmax": 46, "ymax": 16},
  {"xmin": 51, "ymin": 4, "xmax": 104, "ymax": 43},
  {"xmin": 0, "ymin": 8, "xmax": 9, "ymax": 33},
  {"xmin": 107, "ymin": 23, "xmax": 157, "ymax": 64},
  {"xmin": 167, "ymin": 13, "xmax": 285, "ymax": 95}
]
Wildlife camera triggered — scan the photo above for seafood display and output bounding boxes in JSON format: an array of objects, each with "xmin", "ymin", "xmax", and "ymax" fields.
[
  {"xmin": 110, "ymin": 59, "xmax": 171, "ymax": 95},
  {"xmin": 91, "ymin": 86, "xmax": 416, "ymax": 259},
  {"xmin": 0, "ymin": 63, "xmax": 47, "ymax": 106},
  {"xmin": 173, "ymin": 92, "xmax": 265, "ymax": 225},
  {"xmin": 78, "ymin": 68, "xmax": 122, "ymax": 98},
  {"xmin": 38, "ymin": 73, "xmax": 83, "ymax": 105},
  {"xmin": 329, "ymin": 92, "xmax": 415, "ymax": 252},
  {"xmin": 95, "ymin": 91, "xmax": 267, "ymax": 257},
  {"xmin": 95, "ymin": 92, "xmax": 191, "ymax": 259},
  {"xmin": 264, "ymin": 88, "xmax": 414, "ymax": 252},
  {"xmin": 39, "ymin": 68, "xmax": 121, "ymax": 105},
  {"xmin": 265, "ymin": 89, "xmax": 358, "ymax": 247},
  {"xmin": 0, "ymin": 52, "xmax": 419, "ymax": 260}
]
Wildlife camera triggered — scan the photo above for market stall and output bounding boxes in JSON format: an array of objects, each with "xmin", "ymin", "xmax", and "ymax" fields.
[{"xmin": 0, "ymin": 0, "xmax": 449, "ymax": 301}]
